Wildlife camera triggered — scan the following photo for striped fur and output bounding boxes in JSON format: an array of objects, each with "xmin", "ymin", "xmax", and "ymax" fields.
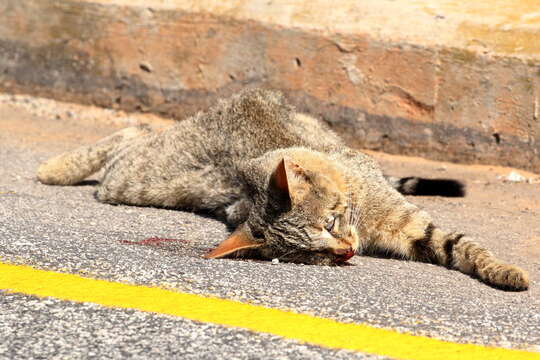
[
  {"xmin": 362, "ymin": 201, "xmax": 528, "ymax": 290},
  {"xmin": 36, "ymin": 88, "xmax": 529, "ymax": 291},
  {"xmin": 37, "ymin": 125, "xmax": 152, "ymax": 185}
]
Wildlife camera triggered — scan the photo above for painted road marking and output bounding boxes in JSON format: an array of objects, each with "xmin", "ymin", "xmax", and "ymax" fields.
[{"xmin": 1, "ymin": 262, "xmax": 538, "ymax": 360}]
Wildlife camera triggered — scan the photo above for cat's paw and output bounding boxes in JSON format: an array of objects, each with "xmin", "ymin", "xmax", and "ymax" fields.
[{"xmin": 484, "ymin": 264, "xmax": 529, "ymax": 291}]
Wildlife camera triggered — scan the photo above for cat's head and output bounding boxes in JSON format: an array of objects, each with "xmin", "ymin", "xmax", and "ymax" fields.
[{"xmin": 205, "ymin": 152, "xmax": 361, "ymax": 265}]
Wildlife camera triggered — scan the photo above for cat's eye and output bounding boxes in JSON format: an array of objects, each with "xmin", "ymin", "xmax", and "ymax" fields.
[{"xmin": 324, "ymin": 216, "xmax": 336, "ymax": 232}]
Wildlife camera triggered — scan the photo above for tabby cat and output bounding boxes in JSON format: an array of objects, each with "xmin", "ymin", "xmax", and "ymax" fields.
[{"xmin": 37, "ymin": 89, "xmax": 529, "ymax": 290}]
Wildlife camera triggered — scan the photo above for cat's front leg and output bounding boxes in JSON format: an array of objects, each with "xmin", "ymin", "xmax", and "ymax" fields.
[
  {"xmin": 224, "ymin": 198, "xmax": 252, "ymax": 227},
  {"xmin": 441, "ymin": 234, "xmax": 529, "ymax": 290},
  {"xmin": 365, "ymin": 203, "xmax": 529, "ymax": 291}
]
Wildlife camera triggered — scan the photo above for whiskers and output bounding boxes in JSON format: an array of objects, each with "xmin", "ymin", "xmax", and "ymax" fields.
[{"xmin": 347, "ymin": 191, "xmax": 361, "ymax": 229}]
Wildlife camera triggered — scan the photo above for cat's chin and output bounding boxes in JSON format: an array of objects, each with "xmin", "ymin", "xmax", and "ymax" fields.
[
  {"xmin": 288, "ymin": 253, "xmax": 354, "ymax": 266},
  {"xmin": 304, "ymin": 251, "xmax": 355, "ymax": 266},
  {"xmin": 266, "ymin": 249, "xmax": 354, "ymax": 266},
  {"xmin": 229, "ymin": 247, "xmax": 355, "ymax": 266}
]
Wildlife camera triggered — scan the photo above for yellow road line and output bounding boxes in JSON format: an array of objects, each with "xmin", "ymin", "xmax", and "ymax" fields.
[{"xmin": 0, "ymin": 262, "xmax": 537, "ymax": 360}]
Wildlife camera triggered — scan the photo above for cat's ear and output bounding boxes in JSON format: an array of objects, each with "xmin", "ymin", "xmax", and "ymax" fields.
[
  {"xmin": 269, "ymin": 158, "xmax": 306, "ymax": 208},
  {"xmin": 269, "ymin": 158, "xmax": 291, "ymax": 205},
  {"xmin": 204, "ymin": 224, "xmax": 262, "ymax": 259}
]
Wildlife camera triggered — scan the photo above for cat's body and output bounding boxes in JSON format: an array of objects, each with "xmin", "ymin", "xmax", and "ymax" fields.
[{"xmin": 37, "ymin": 89, "xmax": 529, "ymax": 290}]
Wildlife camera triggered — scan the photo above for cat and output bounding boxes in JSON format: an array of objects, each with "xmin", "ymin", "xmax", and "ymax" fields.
[{"xmin": 37, "ymin": 88, "xmax": 528, "ymax": 291}]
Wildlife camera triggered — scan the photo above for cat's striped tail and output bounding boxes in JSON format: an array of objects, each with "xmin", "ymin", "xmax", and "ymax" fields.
[
  {"xmin": 410, "ymin": 223, "xmax": 529, "ymax": 291},
  {"xmin": 37, "ymin": 125, "xmax": 151, "ymax": 185},
  {"xmin": 385, "ymin": 175, "xmax": 465, "ymax": 197}
]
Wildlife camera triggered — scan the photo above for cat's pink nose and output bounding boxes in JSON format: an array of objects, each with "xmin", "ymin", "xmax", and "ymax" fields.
[
  {"xmin": 332, "ymin": 247, "xmax": 355, "ymax": 263},
  {"xmin": 332, "ymin": 247, "xmax": 353, "ymax": 256},
  {"xmin": 331, "ymin": 246, "xmax": 355, "ymax": 260}
]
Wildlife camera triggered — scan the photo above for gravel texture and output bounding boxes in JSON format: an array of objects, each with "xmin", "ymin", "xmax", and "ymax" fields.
[
  {"xmin": 1, "ymin": 293, "xmax": 381, "ymax": 360},
  {"xmin": 1, "ymin": 96, "xmax": 539, "ymax": 358}
]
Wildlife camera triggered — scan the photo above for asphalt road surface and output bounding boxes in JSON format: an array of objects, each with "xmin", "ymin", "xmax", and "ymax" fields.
[{"xmin": 1, "ymin": 95, "xmax": 539, "ymax": 359}]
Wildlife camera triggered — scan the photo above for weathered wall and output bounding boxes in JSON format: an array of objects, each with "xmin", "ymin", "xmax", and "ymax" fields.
[{"xmin": 1, "ymin": 0, "xmax": 539, "ymax": 171}]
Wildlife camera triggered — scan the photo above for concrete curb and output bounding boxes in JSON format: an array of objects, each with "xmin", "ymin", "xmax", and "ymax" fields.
[{"xmin": 1, "ymin": 0, "xmax": 539, "ymax": 171}]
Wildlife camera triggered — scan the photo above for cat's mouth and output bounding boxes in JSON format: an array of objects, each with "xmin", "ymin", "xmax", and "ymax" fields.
[{"xmin": 333, "ymin": 249, "xmax": 356, "ymax": 264}]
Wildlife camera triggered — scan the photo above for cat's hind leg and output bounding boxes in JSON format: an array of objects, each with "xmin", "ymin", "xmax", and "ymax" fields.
[
  {"xmin": 96, "ymin": 159, "xmax": 241, "ymax": 215},
  {"xmin": 37, "ymin": 125, "xmax": 152, "ymax": 185}
]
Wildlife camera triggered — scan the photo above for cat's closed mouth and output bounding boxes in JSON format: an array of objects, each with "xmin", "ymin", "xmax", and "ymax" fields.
[{"xmin": 334, "ymin": 249, "xmax": 356, "ymax": 264}]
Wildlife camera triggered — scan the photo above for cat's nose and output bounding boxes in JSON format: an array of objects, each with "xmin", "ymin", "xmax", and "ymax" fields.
[
  {"xmin": 330, "ymin": 246, "xmax": 356, "ymax": 263},
  {"xmin": 331, "ymin": 246, "xmax": 354, "ymax": 256}
]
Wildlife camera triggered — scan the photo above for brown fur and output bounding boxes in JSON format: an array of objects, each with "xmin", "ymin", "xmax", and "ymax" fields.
[{"xmin": 37, "ymin": 89, "xmax": 529, "ymax": 291}]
